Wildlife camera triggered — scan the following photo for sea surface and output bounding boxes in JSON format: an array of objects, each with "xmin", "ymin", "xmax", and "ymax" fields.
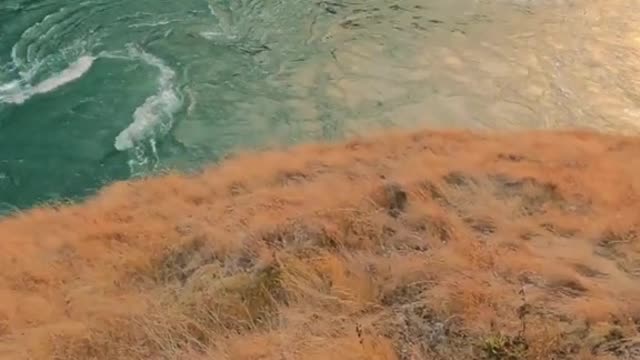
[{"xmin": 1, "ymin": 0, "xmax": 640, "ymax": 211}]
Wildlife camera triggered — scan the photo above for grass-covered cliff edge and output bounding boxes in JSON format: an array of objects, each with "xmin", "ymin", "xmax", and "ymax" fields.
[{"xmin": 1, "ymin": 130, "xmax": 640, "ymax": 359}]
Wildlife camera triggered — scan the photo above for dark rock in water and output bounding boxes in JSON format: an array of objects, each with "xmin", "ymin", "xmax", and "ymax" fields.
[
  {"xmin": 239, "ymin": 44, "xmax": 271, "ymax": 56},
  {"xmin": 340, "ymin": 19, "xmax": 362, "ymax": 29},
  {"xmin": 317, "ymin": 1, "xmax": 345, "ymax": 14},
  {"xmin": 324, "ymin": 6, "xmax": 337, "ymax": 14},
  {"xmin": 412, "ymin": 22, "xmax": 427, "ymax": 31}
]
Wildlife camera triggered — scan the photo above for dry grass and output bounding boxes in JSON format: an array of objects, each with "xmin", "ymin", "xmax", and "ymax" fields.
[{"xmin": 1, "ymin": 130, "xmax": 640, "ymax": 359}]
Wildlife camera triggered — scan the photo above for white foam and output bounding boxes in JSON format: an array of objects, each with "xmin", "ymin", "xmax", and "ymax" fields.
[
  {"xmin": 128, "ymin": 20, "xmax": 174, "ymax": 28},
  {"xmin": 186, "ymin": 87, "xmax": 197, "ymax": 115},
  {"xmin": 13, "ymin": 8, "xmax": 68, "ymax": 74},
  {"xmin": 0, "ymin": 56, "xmax": 95, "ymax": 105},
  {"xmin": 0, "ymin": 80, "xmax": 28, "ymax": 105},
  {"xmin": 0, "ymin": 80, "xmax": 21, "ymax": 92},
  {"xmin": 32, "ymin": 56, "xmax": 94, "ymax": 95},
  {"xmin": 11, "ymin": 43, "xmax": 24, "ymax": 71},
  {"xmin": 113, "ymin": 45, "xmax": 181, "ymax": 151},
  {"xmin": 98, "ymin": 50, "xmax": 132, "ymax": 60}
]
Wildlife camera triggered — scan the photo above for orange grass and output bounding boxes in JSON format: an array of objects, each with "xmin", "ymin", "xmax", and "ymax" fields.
[{"xmin": 1, "ymin": 130, "xmax": 640, "ymax": 359}]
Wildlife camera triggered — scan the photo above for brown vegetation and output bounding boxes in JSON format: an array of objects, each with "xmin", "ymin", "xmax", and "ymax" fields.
[{"xmin": 1, "ymin": 130, "xmax": 640, "ymax": 359}]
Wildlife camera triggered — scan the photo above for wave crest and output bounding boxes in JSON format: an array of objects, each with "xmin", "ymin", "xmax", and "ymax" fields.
[{"xmin": 114, "ymin": 46, "xmax": 181, "ymax": 151}]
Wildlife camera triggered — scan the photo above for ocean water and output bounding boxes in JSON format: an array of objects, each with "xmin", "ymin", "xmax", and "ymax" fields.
[{"xmin": 1, "ymin": 0, "xmax": 640, "ymax": 211}]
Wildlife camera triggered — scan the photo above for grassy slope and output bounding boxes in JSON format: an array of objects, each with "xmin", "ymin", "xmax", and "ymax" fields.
[{"xmin": 1, "ymin": 130, "xmax": 640, "ymax": 359}]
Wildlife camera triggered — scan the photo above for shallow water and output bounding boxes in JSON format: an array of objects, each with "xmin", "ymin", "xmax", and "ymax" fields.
[{"xmin": 1, "ymin": 0, "xmax": 639, "ymax": 211}]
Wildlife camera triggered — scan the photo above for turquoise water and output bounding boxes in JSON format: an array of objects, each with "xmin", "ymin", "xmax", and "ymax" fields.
[
  {"xmin": 2, "ymin": 0, "xmax": 640, "ymax": 211},
  {"xmin": 0, "ymin": 0, "xmax": 339, "ymax": 210}
]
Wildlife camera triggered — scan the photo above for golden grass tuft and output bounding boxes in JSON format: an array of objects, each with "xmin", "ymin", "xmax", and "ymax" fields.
[{"xmin": 1, "ymin": 130, "xmax": 640, "ymax": 359}]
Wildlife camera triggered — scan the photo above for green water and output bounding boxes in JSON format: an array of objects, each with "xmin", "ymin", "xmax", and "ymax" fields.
[
  {"xmin": 0, "ymin": 0, "xmax": 338, "ymax": 211},
  {"xmin": 2, "ymin": 0, "xmax": 640, "ymax": 211}
]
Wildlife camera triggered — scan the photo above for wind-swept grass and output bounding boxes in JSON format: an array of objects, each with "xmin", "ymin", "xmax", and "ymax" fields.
[{"xmin": 1, "ymin": 130, "xmax": 640, "ymax": 359}]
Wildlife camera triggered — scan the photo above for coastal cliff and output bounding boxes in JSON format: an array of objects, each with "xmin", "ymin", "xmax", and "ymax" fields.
[{"xmin": 1, "ymin": 130, "xmax": 639, "ymax": 359}]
